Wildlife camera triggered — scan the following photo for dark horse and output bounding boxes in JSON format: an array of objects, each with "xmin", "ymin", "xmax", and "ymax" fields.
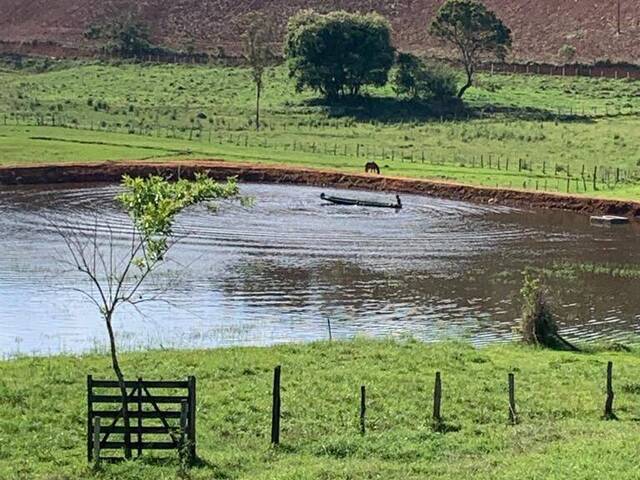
[{"xmin": 365, "ymin": 161, "xmax": 380, "ymax": 174}]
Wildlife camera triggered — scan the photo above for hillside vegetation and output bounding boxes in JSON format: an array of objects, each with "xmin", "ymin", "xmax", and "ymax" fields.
[
  {"xmin": 0, "ymin": 0, "xmax": 639, "ymax": 64},
  {"xmin": 1, "ymin": 61, "xmax": 640, "ymax": 199}
]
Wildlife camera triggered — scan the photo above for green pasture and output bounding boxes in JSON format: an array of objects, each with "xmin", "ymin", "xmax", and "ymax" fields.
[
  {"xmin": 1, "ymin": 339, "xmax": 639, "ymax": 479},
  {"xmin": 1, "ymin": 61, "xmax": 639, "ymax": 199}
]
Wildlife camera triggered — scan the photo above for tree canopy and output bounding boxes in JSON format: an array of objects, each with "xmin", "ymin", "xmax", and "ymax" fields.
[
  {"xmin": 86, "ymin": 11, "xmax": 156, "ymax": 58},
  {"xmin": 285, "ymin": 10, "xmax": 395, "ymax": 99},
  {"xmin": 430, "ymin": 0, "xmax": 511, "ymax": 97},
  {"xmin": 393, "ymin": 53, "xmax": 458, "ymax": 101}
]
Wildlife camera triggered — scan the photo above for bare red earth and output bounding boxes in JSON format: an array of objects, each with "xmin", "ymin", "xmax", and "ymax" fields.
[
  {"xmin": 0, "ymin": 0, "xmax": 639, "ymax": 64},
  {"xmin": 1, "ymin": 160, "xmax": 638, "ymax": 218}
]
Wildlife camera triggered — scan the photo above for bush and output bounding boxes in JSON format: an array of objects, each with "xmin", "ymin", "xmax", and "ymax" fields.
[
  {"xmin": 393, "ymin": 53, "xmax": 458, "ymax": 101},
  {"xmin": 558, "ymin": 44, "xmax": 577, "ymax": 64},
  {"xmin": 88, "ymin": 12, "xmax": 157, "ymax": 58},
  {"xmin": 285, "ymin": 10, "xmax": 395, "ymax": 98},
  {"xmin": 518, "ymin": 272, "xmax": 578, "ymax": 350}
]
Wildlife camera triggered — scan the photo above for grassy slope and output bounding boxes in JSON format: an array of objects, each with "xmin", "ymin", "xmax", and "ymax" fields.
[
  {"xmin": 1, "ymin": 63, "xmax": 640, "ymax": 199},
  {"xmin": 1, "ymin": 339, "xmax": 639, "ymax": 479}
]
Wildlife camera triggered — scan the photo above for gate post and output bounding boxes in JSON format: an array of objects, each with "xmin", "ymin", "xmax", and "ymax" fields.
[
  {"xmin": 180, "ymin": 400, "xmax": 189, "ymax": 461},
  {"xmin": 137, "ymin": 378, "xmax": 143, "ymax": 457},
  {"xmin": 188, "ymin": 376, "xmax": 197, "ymax": 460},
  {"xmin": 93, "ymin": 416, "xmax": 102, "ymax": 464},
  {"xmin": 87, "ymin": 375, "xmax": 93, "ymax": 462}
]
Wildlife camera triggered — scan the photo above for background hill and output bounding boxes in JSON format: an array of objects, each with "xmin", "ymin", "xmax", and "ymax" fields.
[{"xmin": 0, "ymin": 0, "xmax": 639, "ymax": 64}]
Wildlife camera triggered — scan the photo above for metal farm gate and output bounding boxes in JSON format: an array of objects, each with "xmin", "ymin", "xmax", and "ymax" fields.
[{"xmin": 87, "ymin": 376, "xmax": 196, "ymax": 462}]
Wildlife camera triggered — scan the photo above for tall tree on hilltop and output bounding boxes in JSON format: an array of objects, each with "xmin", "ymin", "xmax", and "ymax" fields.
[
  {"xmin": 240, "ymin": 12, "xmax": 276, "ymax": 131},
  {"xmin": 430, "ymin": 0, "xmax": 511, "ymax": 98}
]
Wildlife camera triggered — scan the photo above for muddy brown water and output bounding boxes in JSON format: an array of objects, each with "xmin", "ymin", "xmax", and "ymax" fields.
[{"xmin": 0, "ymin": 182, "xmax": 638, "ymax": 356}]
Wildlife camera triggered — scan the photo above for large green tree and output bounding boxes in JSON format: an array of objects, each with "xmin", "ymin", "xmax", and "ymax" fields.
[
  {"xmin": 430, "ymin": 0, "xmax": 511, "ymax": 98},
  {"xmin": 285, "ymin": 10, "xmax": 395, "ymax": 99}
]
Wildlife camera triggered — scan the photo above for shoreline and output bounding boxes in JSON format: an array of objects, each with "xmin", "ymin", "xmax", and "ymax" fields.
[{"xmin": 1, "ymin": 159, "xmax": 640, "ymax": 217}]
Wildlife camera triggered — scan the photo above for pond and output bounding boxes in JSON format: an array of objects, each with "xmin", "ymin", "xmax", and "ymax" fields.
[{"xmin": 0, "ymin": 182, "xmax": 638, "ymax": 356}]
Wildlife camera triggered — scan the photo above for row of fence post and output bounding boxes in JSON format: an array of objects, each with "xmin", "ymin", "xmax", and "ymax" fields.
[
  {"xmin": 3, "ymin": 113, "xmax": 638, "ymax": 193},
  {"xmin": 270, "ymin": 361, "xmax": 619, "ymax": 445},
  {"xmin": 486, "ymin": 63, "xmax": 640, "ymax": 81},
  {"xmin": 6, "ymin": 114, "xmax": 635, "ymax": 186}
]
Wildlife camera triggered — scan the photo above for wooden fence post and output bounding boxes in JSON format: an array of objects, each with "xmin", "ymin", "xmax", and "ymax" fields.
[
  {"xmin": 360, "ymin": 385, "xmax": 366, "ymax": 435},
  {"xmin": 604, "ymin": 361, "xmax": 616, "ymax": 420},
  {"xmin": 93, "ymin": 416, "xmax": 101, "ymax": 465},
  {"xmin": 433, "ymin": 372, "xmax": 442, "ymax": 423},
  {"xmin": 271, "ymin": 366, "xmax": 282, "ymax": 445},
  {"xmin": 508, "ymin": 373, "xmax": 518, "ymax": 425}
]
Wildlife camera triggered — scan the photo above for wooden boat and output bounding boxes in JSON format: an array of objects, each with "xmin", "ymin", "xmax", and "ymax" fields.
[
  {"xmin": 590, "ymin": 215, "xmax": 630, "ymax": 226},
  {"xmin": 320, "ymin": 193, "xmax": 402, "ymax": 209}
]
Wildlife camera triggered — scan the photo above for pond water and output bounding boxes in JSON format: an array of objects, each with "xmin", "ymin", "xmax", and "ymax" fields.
[{"xmin": 0, "ymin": 182, "xmax": 639, "ymax": 356}]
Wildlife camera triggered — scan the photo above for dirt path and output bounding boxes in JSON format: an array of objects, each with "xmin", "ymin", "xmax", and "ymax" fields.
[{"xmin": 1, "ymin": 159, "xmax": 639, "ymax": 217}]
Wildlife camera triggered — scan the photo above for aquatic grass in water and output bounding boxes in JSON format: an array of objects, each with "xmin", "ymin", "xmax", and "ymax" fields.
[{"xmin": 542, "ymin": 261, "xmax": 640, "ymax": 280}]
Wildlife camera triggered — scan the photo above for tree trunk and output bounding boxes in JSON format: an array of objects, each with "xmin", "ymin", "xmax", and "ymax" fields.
[
  {"xmin": 106, "ymin": 315, "xmax": 132, "ymax": 459},
  {"xmin": 457, "ymin": 66, "xmax": 474, "ymax": 98},
  {"xmin": 255, "ymin": 83, "xmax": 261, "ymax": 132}
]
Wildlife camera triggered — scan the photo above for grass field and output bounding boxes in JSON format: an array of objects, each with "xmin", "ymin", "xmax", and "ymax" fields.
[
  {"xmin": 1, "ymin": 60, "xmax": 640, "ymax": 199},
  {"xmin": 1, "ymin": 339, "xmax": 639, "ymax": 479}
]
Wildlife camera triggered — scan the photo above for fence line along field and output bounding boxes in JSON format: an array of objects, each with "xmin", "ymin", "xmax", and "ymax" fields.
[
  {"xmin": 1, "ymin": 61, "xmax": 640, "ymax": 199},
  {"xmin": 1, "ymin": 339, "xmax": 640, "ymax": 479}
]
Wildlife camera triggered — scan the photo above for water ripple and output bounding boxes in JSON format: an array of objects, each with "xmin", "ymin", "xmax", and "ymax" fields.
[{"xmin": 1, "ymin": 182, "xmax": 639, "ymax": 356}]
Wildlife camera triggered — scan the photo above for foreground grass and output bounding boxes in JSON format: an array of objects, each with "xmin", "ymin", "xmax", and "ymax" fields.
[
  {"xmin": 1, "ymin": 339, "xmax": 640, "ymax": 479},
  {"xmin": 1, "ymin": 62, "xmax": 640, "ymax": 199}
]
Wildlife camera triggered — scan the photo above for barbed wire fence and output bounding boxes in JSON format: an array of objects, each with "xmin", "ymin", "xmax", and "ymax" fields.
[{"xmin": 3, "ymin": 110, "xmax": 640, "ymax": 195}]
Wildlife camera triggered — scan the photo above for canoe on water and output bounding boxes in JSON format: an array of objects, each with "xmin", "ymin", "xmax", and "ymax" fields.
[{"xmin": 320, "ymin": 193, "xmax": 402, "ymax": 210}]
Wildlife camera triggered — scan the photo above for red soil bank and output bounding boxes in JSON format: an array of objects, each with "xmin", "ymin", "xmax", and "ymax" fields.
[{"xmin": 1, "ymin": 160, "xmax": 639, "ymax": 217}]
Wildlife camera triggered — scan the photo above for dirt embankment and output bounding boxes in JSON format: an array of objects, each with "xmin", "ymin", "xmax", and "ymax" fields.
[{"xmin": 1, "ymin": 160, "xmax": 639, "ymax": 217}]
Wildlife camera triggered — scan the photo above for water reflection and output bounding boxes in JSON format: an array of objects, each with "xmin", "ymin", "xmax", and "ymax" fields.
[{"xmin": 0, "ymin": 182, "xmax": 638, "ymax": 356}]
